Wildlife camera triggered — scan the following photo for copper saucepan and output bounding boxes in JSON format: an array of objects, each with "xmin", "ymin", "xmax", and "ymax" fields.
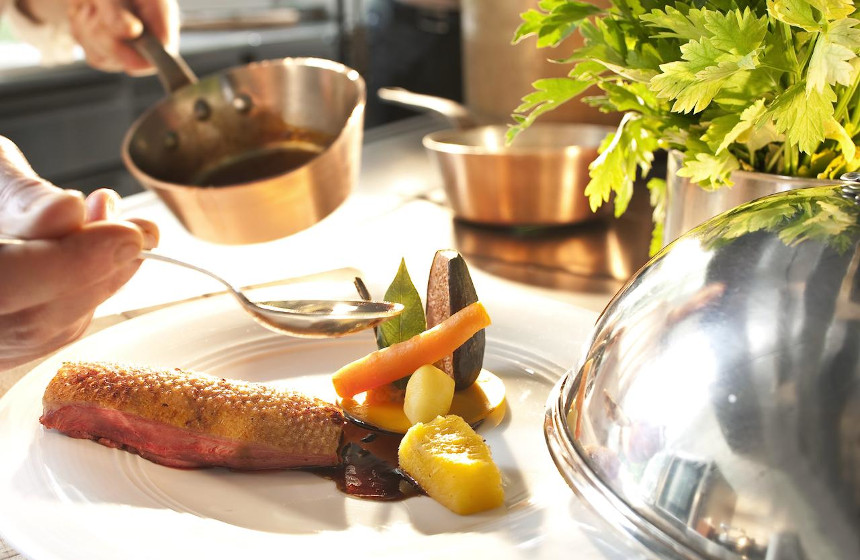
[
  {"xmin": 123, "ymin": 35, "xmax": 366, "ymax": 244},
  {"xmin": 378, "ymin": 87, "xmax": 613, "ymax": 226}
]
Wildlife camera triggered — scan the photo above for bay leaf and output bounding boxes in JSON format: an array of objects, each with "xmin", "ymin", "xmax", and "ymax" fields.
[{"xmin": 377, "ymin": 258, "xmax": 427, "ymax": 351}]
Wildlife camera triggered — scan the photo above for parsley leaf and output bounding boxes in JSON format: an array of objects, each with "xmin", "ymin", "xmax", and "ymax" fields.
[
  {"xmin": 586, "ymin": 114, "xmax": 661, "ymax": 216},
  {"xmin": 769, "ymin": 83, "xmax": 835, "ymax": 154},
  {"xmin": 807, "ymin": 25, "xmax": 859, "ymax": 92},
  {"xmin": 768, "ymin": 0, "xmax": 819, "ymax": 31},
  {"xmin": 641, "ymin": 6, "xmax": 710, "ymax": 41},
  {"xmin": 513, "ymin": 0, "xmax": 603, "ymax": 47},
  {"xmin": 676, "ymin": 151, "xmax": 740, "ymax": 188},
  {"xmin": 507, "ymin": 78, "xmax": 591, "ymax": 140},
  {"xmin": 810, "ymin": 0, "xmax": 855, "ymax": 21}
]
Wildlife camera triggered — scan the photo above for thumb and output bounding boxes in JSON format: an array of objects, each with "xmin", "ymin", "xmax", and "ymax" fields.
[{"xmin": 0, "ymin": 136, "xmax": 86, "ymax": 239}]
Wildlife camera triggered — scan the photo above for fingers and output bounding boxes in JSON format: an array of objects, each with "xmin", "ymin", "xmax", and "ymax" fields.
[
  {"xmin": 132, "ymin": 0, "xmax": 179, "ymax": 53},
  {"xmin": 0, "ymin": 313, "xmax": 91, "ymax": 371},
  {"xmin": 85, "ymin": 188, "xmax": 121, "ymax": 222},
  {"xmin": 0, "ymin": 212, "xmax": 154, "ymax": 371},
  {"xmin": 127, "ymin": 217, "xmax": 160, "ymax": 249},
  {"xmin": 0, "ymin": 134, "xmax": 162, "ymax": 371},
  {"xmin": 70, "ymin": 0, "xmax": 180, "ymax": 75},
  {"xmin": 0, "ymin": 254, "xmax": 142, "ymax": 365},
  {"xmin": 0, "ymin": 250, "xmax": 145, "ymax": 369},
  {"xmin": 0, "ymin": 220, "xmax": 145, "ymax": 315},
  {"xmin": 0, "ymin": 136, "xmax": 86, "ymax": 238},
  {"xmin": 69, "ymin": 0, "xmax": 146, "ymax": 74},
  {"xmin": 85, "ymin": 190, "xmax": 159, "ymax": 248}
]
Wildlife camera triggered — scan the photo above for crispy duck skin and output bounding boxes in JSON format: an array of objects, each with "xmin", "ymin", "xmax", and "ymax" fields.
[{"xmin": 40, "ymin": 361, "xmax": 345, "ymax": 469}]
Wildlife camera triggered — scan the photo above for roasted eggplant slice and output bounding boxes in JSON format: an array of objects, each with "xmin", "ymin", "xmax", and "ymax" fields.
[{"xmin": 426, "ymin": 250, "xmax": 485, "ymax": 389}]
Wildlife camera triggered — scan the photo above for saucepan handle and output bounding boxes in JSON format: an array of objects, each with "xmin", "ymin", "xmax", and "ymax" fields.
[
  {"xmin": 377, "ymin": 87, "xmax": 477, "ymax": 130},
  {"xmin": 129, "ymin": 31, "xmax": 197, "ymax": 93}
]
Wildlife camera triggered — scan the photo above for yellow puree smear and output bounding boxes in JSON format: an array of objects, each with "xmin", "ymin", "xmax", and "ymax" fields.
[{"xmin": 338, "ymin": 369, "xmax": 506, "ymax": 434}]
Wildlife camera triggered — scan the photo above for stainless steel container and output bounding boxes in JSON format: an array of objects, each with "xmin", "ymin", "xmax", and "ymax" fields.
[
  {"xmin": 546, "ymin": 183, "xmax": 860, "ymax": 559},
  {"xmin": 664, "ymin": 151, "xmax": 834, "ymax": 246}
]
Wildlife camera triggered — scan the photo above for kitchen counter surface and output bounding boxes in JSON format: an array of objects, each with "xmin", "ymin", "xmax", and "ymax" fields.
[{"xmin": 0, "ymin": 115, "xmax": 654, "ymax": 560}]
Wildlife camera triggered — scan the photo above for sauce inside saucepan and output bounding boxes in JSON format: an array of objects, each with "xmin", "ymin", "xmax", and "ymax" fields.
[{"xmin": 192, "ymin": 141, "xmax": 325, "ymax": 187}]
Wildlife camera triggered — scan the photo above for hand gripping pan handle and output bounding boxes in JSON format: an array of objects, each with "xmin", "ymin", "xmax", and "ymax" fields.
[{"xmin": 129, "ymin": 31, "xmax": 197, "ymax": 93}]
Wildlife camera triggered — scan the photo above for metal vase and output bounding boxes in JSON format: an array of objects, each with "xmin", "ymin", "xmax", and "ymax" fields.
[{"xmin": 664, "ymin": 150, "xmax": 835, "ymax": 246}]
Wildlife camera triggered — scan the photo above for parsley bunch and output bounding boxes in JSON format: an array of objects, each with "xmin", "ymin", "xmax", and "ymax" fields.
[{"xmin": 511, "ymin": 0, "xmax": 860, "ymax": 243}]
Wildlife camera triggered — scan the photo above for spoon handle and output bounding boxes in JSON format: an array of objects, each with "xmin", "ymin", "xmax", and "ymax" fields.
[
  {"xmin": 0, "ymin": 237, "xmax": 252, "ymax": 307},
  {"xmin": 138, "ymin": 250, "xmax": 252, "ymax": 306},
  {"xmin": 0, "ymin": 234, "xmax": 25, "ymax": 245},
  {"xmin": 128, "ymin": 31, "xmax": 197, "ymax": 93}
]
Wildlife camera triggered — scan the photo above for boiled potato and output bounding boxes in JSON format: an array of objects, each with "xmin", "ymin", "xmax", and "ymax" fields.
[{"xmin": 403, "ymin": 365, "xmax": 455, "ymax": 425}]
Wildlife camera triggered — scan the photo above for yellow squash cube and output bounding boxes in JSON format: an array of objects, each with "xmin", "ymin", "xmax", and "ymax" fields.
[
  {"xmin": 403, "ymin": 365, "xmax": 456, "ymax": 425},
  {"xmin": 398, "ymin": 415, "xmax": 504, "ymax": 515}
]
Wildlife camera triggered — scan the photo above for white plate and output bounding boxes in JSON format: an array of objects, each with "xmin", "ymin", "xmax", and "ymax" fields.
[{"xmin": 0, "ymin": 290, "xmax": 638, "ymax": 560}]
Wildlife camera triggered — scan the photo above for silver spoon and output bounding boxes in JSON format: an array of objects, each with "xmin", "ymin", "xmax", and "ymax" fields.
[{"xmin": 0, "ymin": 236, "xmax": 403, "ymax": 338}]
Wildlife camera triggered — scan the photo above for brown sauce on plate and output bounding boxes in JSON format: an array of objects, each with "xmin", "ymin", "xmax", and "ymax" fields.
[{"xmin": 310, "ymin": 422, "xmax": 422, "ymax": 501}]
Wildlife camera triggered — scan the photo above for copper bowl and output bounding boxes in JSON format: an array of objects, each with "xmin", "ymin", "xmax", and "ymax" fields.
[
  {"xmin": 123, "ymin": 57, "xmax": 365, "ymax": 245},
  {"xmin": 376, "ymin": 87, "xmax": 612, "ymax": 227},
  {"xmin": 423, "ymin": 123, "xmax": 612, "ymax": 226}
]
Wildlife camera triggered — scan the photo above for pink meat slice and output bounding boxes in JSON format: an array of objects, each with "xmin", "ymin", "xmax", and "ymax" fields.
[{"xmin": 40, "ymin": 361, "xmax": 345, "ymax": 469}]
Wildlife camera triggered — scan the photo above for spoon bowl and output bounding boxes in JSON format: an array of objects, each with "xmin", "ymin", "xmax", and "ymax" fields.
[{"xmin": 247, "ymin": 299, "xmax": 403, "ymax": 337}]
